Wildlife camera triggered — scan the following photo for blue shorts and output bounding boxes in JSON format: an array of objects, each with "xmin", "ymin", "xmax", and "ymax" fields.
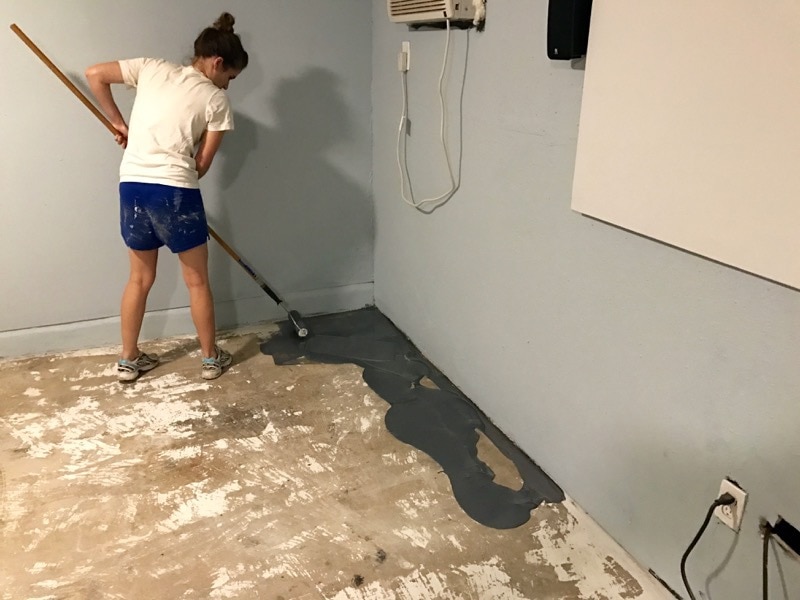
[{"xmin": 120, "ymin": 182, "xmax": 208, "ymax": 253}]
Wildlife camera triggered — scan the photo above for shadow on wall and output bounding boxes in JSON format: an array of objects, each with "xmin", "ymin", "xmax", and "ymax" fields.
[{"xmin": 209, "ymin": 67, "xmax": 373, "ymax": 326}]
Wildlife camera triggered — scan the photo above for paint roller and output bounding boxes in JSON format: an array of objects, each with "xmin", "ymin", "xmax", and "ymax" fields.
[
  {"xmin": 206, "ymin": 228, "xmax": 308, "ymax": 337},
  {"xmin": 9, "ymin": 23, "xmax": 310, "ymax": 339}
]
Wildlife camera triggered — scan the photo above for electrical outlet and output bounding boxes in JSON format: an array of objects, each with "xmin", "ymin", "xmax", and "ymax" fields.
[
  {"xmin": 402, "ymin": 41, "xmax": 411, "ymax": 71},
  {"xmin": 714, "ymin": 478, "xmax": 747, "ymax": 532}
]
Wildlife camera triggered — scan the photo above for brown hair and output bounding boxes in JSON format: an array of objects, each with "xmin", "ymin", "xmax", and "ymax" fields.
[{"xmin": 193, "ymin": 12, "xmax": 249, "ymax": 71}]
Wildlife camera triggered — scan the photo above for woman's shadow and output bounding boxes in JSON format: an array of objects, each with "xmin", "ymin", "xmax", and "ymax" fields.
[{"xmin": 210, "ymin": 67, "xmax": 373, "ymax": 327}]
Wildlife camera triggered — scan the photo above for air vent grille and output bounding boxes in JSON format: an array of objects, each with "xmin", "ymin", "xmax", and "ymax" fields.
[{"xmin": 389, "ymin": 1, "xmax": 447, "ymax": 17}]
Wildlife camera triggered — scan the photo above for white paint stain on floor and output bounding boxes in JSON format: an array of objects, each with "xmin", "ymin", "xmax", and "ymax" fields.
[
  {"xmin": 156, "ymin": 480, "xmax": 243, "ymax": 532},
  {"xmin": 0, "ymin": 335, "xmax": 672, "ymax": 600},
  {"xmin": 331, "ymin": 560, "xmax": 528, "ymax": 600},
  {"xmin": 392, "ymin": 526, "xmax": 432, "ymax": 549}
]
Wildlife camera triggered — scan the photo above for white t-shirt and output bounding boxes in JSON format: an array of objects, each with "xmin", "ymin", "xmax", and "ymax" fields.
[{"xmin": 118, "ymin": 58, "xmax": 234, "ymax": 188}]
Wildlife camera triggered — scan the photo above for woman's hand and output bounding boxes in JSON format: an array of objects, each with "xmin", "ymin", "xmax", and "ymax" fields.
[
  {"xmin": 113, "ymin": 123, "xmax": 129, "ymax": 148},
  {"xmin": 195, "ymin": 130, "xmax": 226, "ymax": 178}
]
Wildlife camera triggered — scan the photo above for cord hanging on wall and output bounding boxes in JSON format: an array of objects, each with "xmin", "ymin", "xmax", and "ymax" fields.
[
  {"xmin": 388, "ymin": 1, "xmax": 482, "ymax": 212},
  {"xmin": 395, "ymin": 19, "xmax": 466, "ymax": 212}
]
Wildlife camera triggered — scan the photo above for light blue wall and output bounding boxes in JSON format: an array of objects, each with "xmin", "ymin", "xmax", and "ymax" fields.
[
  {"xmin": 1, "ymin": 0, "xmax": 373, "ymax": 356},
  {"xmin": 372, "ymin": 1, "xmax": 800, "ymax": 598},
  {"xmin": 4, "ymin": 0, "xmax": 799, "ymax": 596}
]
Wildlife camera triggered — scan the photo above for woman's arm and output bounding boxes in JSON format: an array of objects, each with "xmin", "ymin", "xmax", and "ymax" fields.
[
  {"xmin": 85, "ymin": 61, "xmax": 128, "ymax": 147},
  {"xmin": 195, "ymin": 130, "xmax": 226, "ymax": 179}
]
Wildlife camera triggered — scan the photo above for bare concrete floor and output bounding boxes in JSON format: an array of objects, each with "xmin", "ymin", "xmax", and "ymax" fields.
[{"xmin": 1, "ymin": 327, "xmax": 671, "ymax": 599}]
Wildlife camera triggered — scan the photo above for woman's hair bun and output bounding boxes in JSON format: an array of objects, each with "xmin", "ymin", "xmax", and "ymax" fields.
[
  {"xmin": 213, "ymin": 12, "xmax": 235, "ymax": 33},
  {"xmin": 193, "ymin": 11, "xmax": 248, "ymax": 70}
]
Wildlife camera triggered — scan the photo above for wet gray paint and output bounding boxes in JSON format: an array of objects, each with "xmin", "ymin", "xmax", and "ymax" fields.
[{"xmin": 260, "ymin": 308, "xmax": 564, "ymax": 529}]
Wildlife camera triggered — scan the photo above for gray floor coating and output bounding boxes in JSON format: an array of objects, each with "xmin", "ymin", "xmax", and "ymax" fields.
[
  {"xmin": 262, "ymin": 308, "xmax": 565, "ymax": 530},
  {"xmin": 0, "ymin": 320, "xmax": 673, "ymax": 599}
]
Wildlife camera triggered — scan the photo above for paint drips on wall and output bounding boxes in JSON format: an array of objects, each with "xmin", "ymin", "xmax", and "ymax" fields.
[{"xmin": 260, "ymin": 308, "xmax": 565, "ymax": 529}]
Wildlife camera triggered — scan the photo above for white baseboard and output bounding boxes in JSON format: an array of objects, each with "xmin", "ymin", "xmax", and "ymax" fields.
[{"xmin": 0, "ymin": 283, "xmax": 373, "ymax": 359}]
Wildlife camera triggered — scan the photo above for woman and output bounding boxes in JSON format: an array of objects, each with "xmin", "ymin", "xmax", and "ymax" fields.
[{"xmin": 86, "ymin": 13, "xmax": 248, "ymax": 381}]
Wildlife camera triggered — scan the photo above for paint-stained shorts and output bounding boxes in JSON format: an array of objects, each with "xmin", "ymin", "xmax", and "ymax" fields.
[{"xmin": 119, "ymin": 182, "xmax": 208, "ymax": 253}]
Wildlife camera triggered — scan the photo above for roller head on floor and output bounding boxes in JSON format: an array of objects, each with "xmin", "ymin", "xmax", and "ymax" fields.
[{"xmin": 288, "ymin": 310, "xmax": 309, "ymax": 338}]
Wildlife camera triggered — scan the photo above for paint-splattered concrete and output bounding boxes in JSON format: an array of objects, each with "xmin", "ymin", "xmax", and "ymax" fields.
[{"xmin": 0, "ymin": 329, "xmax": 672, "ymax": 599}]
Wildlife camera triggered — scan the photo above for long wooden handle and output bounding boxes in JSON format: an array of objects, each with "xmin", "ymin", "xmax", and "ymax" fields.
[
  {"xmin": 207, "ymin": 227, "xmax": 239, "ymax": 260},
  {"xmin": 207, "ymin": 227, "xmax": 251, "ymax": 277},
  {"xmin": 207, "ymin": 227, "xmax": 283, "ymax": 304},
  {"xmin": 10, "ymin": 23, "xmax": 118, "ymax": 137}
]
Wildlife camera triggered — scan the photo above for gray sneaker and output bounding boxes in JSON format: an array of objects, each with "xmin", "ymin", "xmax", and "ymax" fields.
[
  {"xmin": 201, "ymin": 345, "xmax": 232, "ymax": 380},
  {"xmin": 118, "ymin": 352, "xmax": 159, "ymax": 382}
]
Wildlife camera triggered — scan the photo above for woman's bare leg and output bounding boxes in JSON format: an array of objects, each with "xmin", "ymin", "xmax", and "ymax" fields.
[
  {"xmin": 121, "ymin": 248, "xmax": 159, "ymax": 360},
  {"xmin": 178, "ymin": 243, "xmax": 216, "ymax": 358}
]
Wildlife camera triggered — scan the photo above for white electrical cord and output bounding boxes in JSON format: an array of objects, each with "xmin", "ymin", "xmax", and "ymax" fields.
[{"xmin": 397, "ymin": 19, "xmax": 460, "ymax": 211}]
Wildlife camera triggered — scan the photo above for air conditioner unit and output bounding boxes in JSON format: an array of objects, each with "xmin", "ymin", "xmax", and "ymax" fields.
[{"xmin": 388, "ymin": 0, "xmax": 477, "ymax": 25}]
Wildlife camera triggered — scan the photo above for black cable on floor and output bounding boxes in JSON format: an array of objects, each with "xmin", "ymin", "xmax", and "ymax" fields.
[{"xmin": 680, "ymin": 493, "xmax": 736, "ymax": 600}]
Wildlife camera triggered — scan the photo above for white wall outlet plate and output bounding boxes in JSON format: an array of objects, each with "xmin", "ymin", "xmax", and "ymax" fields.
[{"xmin": 715, "ymin": 478, "xmax": 747, "ymax": 532}]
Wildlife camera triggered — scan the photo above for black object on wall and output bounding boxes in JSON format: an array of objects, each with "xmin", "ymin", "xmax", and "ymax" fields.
[
  {"xmin": 773, "ymin": 517, "xmax": 800, "ymax": 558},
  {"xmin": 547, "ymin": 0, "xmax": 593, "ymax": 60}
]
